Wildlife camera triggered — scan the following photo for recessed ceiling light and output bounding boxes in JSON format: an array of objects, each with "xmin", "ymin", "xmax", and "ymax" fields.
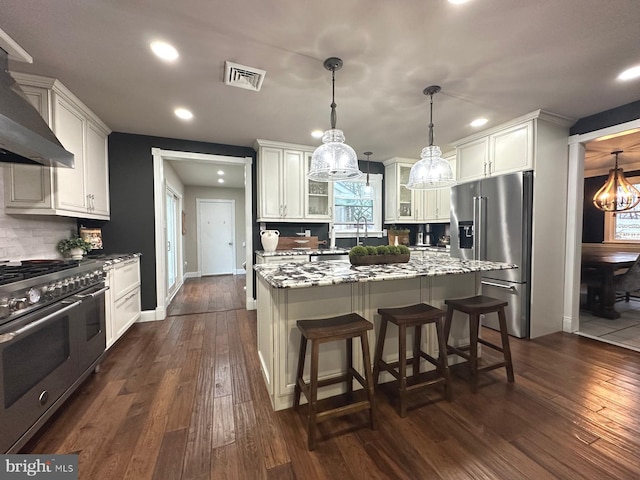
[
  {"xmin": 448, "ymin": 0, "xmax": 471, "ymax": 4},
  {"xmin": 470, "ymin": 118, "xmax": 488, "ymax": 127},
  {"xmin": 174, "ymin": 108, "xmax": 193, "ymax": 120},
  {"xmin": 150, "ymin": 41, "xmax": 179, "ymax": 62},
  {"xmin": 218, "ymin": 178, "xmax": 224, "ymax": 184},
  {"xmin": 618, "ymin": 65, "xmax": 640, "ymax": 81},
  {"xmin": 311, "ymin": 130, "xmax": 324, "ymax": 139},
  {"xmin": 217, "ymin": 170, "xmax": 224, "ymax": 175}
]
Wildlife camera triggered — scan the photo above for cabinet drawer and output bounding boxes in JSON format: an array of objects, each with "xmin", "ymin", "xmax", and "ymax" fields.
[
  {"xmin": 113, "ymin": 287, "xmax": 141, "ymax": 340},
  {"xmin": 113, "ymin": 260, "xmax": 141, "ymax": 299}
]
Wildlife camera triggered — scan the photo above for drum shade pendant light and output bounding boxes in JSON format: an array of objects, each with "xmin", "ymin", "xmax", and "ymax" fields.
[
  {"xmin": 593, "ymin": 150, "xmax": 640, "ymax": 214},
  {"xmin": 406, "ymin": 85, "xmax": 456, "ymax": 190},
  {"xmin": 308, "ymin": 57, "xmax": 362, "ymax": 182}
]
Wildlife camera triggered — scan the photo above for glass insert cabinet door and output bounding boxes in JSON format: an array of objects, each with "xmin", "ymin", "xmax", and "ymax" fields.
[
  {"xmin": 306, "ymin": 152, "xmax": 331, "ymax": 217},
  {"xmin": 398, "ymin": 165, "xmax": 413, "ymax": 218}
]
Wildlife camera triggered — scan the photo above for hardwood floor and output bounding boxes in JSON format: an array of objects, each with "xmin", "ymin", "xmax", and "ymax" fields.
[{"xmin": 22, "ymin": 275, "xmax": 640, "ymax": 479}]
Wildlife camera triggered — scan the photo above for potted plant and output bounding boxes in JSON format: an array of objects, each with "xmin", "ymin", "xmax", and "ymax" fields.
[
  {"xmin": 387, "ymin": 226, "xmax": 410, "ymax": 246},
  {"xmin": 349, "ymin": 244, "xmax": 410, "ymax": 265},
  {"xmin": 57, "ymin": 235, "xmax": 93, "ymax": 259}
]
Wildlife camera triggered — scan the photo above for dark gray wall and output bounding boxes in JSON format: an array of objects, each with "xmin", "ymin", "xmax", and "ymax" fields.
[
  {"xmin": 571, "ymin": 100, "xmax": 640, "ymax": 135},
  {"xmin": 104, "ymin": 132, "xmax": 255, "ymax": 311}
]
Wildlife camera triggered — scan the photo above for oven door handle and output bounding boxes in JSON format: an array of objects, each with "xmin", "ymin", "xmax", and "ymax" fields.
[
  {"xmin": 0, "ymin": 300, "xmax": 82, "ymax": 344},
  {"xmin": 76, "ymin": 285, "xmax": 110, "ymax": 299}
]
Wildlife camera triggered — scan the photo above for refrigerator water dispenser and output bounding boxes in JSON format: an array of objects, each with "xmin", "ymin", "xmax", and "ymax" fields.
[{"xmin": 458, "ymin": 220, "xmax": 474, "ymax": 249}]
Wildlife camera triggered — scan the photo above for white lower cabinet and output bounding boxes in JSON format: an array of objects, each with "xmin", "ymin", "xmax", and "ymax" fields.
[{"xmin": 105, "ymin": 257, "xmax": 141, "ymax": 349}]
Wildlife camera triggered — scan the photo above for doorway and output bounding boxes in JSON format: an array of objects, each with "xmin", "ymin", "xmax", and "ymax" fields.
[
  {"xmin": 152, "ymin": 148, "xmax": 254, "ymax": 320},
  {"xmin": 166, "ymin": 185, "xmax": 182, "ymax": 300},
  {"xmin": 564, "ymin": 117, "xmax": 640, "ymax": 340},
  {"xmin": 197, "ymin": 199, "xmax": 235, "ymax": 275}
]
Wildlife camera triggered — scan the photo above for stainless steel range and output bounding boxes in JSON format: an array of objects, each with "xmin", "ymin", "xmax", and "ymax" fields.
[{"xmin": 0, "ymin": 259, "xmax": 108, "ymax": 453}]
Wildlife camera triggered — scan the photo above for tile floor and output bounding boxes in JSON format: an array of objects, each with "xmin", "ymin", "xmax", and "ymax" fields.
[{"xmin": 579, "ymin": 296, "xmax": 640, "ymax": 352}]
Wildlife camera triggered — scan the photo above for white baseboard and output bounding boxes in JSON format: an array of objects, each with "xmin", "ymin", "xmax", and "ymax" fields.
[
  {"xmin": 246, "ymin": 298, "xmax": 257, "ymax": 310},
  {"xmin": 138, "ymin": 308, "xmax": 165, "ymax": 322},
  {"xmin": 184, "ymin": 271, "xmax": 199, "ymax": 279}
]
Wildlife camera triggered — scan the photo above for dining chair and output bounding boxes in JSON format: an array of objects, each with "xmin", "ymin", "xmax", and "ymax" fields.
[{"xmin": 613, "ymin": 256, "xmax": 640, "ymax": 301}]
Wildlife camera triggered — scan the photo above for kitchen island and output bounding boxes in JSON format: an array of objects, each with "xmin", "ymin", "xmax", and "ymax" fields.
[{"xmin": 255, "ymin": 254, "xmax": 516, "ymax": 410}]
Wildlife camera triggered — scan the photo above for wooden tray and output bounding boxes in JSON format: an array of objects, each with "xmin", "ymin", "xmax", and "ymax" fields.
[
  {"xmin": 276, "ymin": 236, "xmax": 319, "ymax": 250},
  {"xmin": 349, "ymin": 254, "xmax": 410, "ymax": 265}
]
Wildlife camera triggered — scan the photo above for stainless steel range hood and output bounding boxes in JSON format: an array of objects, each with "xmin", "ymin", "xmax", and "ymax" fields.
[{"xmin": 0, "ymin": 48, "xmax": 74, "ymax": 168}]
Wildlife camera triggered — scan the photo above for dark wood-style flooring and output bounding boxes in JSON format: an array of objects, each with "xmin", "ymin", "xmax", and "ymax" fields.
[{"xmin": 22, "ymin": 275, "xmax": 640, "ymax": 479}]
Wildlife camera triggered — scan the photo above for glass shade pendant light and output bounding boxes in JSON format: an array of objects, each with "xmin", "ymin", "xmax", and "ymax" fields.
[
  {"xmin": 593, "ymin": 150, "xmax": 640, "ymax": 214},
  {"xmin": 361, "ymin": 151, "xmax": 373, "ymax": 198},
  {"xmin": 406, "ymin": 85, "xmax": 456, "ymax": 190},
  {"xmin": 307, "ymin": 57, "xmax": 362, "ymax": 182}
]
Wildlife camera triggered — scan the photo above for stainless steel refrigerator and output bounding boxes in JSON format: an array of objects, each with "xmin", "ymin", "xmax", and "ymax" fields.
[{"xmin": 450, "ymin": 171, "xmax": 533, "ymax": 338}]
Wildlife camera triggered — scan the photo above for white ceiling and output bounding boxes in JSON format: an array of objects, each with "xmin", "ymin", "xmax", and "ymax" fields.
[
  {"xmin": 2, "ymin": 0, "xmax": 640, "ymax": 185},
  {"xmin": 166, "ymin": 159, "xmax": 246, "ymax": 189}
]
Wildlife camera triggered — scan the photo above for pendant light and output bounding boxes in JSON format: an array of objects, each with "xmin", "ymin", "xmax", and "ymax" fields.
[
  {"xmin": 362, "ymin": 151, "xmax": 373, "ymax": 198},
  {"xmin": 406, "ymin": 85, "xmax": 456, "ymax": 190},
  {"xmin": 307, "ymin": 57, "xmax": 362, "ymax": 182},
  {"xmin": 593, "ymin": 150, "xmax": 640, "ymax": 214}
]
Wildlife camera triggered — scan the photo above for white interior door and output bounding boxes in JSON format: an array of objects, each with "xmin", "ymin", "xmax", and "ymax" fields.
[{"xmin": 198, "ymin": 199, "xmax": 235, "ymax": 275}]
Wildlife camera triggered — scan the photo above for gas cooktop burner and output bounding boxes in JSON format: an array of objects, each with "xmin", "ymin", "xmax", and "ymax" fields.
[
  {"xmin": 0, "ymin": 259, "xmax": 105, "ymax": 325},
  {"xmin": 0, "ymin": 260, "xmax": 81, "ymax": 286}
]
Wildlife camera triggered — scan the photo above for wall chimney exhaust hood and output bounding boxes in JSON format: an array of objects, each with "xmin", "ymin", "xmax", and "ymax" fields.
[{"xmin": 0, "ymin": 29, "xmax": 73, "ymax": 168}]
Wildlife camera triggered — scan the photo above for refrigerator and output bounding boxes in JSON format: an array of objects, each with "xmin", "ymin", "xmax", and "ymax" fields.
[{"xmin": 450, "ymin": 171, "xmax": 533, "ymax": 338}]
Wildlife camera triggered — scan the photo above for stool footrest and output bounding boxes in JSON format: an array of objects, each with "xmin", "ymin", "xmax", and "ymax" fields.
[
  {"xmin": 477, "ymin": 337, "xmax": 504, "ymax": 353},
  {"xmin": 315, "ymin": 400, "xmax": 372, "ymax": 423}
]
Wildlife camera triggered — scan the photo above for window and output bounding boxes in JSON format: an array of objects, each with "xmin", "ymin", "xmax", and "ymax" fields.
[
  {"xmin": 333, "ymin": 174, "xmax": 382, "ymax": 237},
  {"xmin": 604, "ymin": 175, "xmax": 640, "ymax": 242}
]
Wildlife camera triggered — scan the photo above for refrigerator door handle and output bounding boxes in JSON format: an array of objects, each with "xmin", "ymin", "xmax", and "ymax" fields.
[
  {"xmin": 474, "ymin": 196, "xmax": 487, "ymax": 261},
  {"xmin": 481, "ymin": 280, "xmax": 517, "ymax": 292}
]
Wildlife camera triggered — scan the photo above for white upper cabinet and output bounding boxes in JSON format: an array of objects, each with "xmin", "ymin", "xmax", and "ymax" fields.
[
  {"xmin": 304, "ymin": 151, "xmax": 333, "ymax": 220},
  {"xmin": 255, "ymin": 139, "xmax": 330, "ymax": 223},
  {"xmin": 417, "ymin": 153, "xmax": 455, "ymax": 223},
  {"xmin": 384, "ymin": 159, "xmax": 416, "ymax": 223},
  {"xmin": 454, "ymin": 110, "xmax": 566, "ymax": 184},
  {"xmin": 384, "ymin": 155, "xmax": 455, "ymax": 224},
  {"xmin": 4, "ymin": 73, "xmax": 111, "ymax": 220}
]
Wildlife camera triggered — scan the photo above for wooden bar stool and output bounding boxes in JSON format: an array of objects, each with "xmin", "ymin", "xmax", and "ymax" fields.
[
  {"xmin": 293, "ymin": 313, "xmax": 376, "ymax": 450},
  {"xmin": 373, "ymin": 303, "xmax": 452, "ymax": 417},
  {"xmin": 443, "ymin": 295, "xmax": 515, "ymax": 392}
]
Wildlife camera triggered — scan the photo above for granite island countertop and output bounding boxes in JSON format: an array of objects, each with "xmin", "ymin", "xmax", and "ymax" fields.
[
  {"xmin": 254, "ymin": 256, "xmax": 516, "ymax": 289},
  {"xmin": 256, "ymin": 248, "xmax": 349, "ymax": 256}
]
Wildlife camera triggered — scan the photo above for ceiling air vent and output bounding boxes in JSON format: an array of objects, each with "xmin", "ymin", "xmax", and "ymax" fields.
[{"xmin": 224, "ymin": 61, "xmax": 266, "ymax": 92}]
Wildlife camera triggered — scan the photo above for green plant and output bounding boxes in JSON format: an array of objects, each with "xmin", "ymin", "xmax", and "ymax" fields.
[
  {"xmin": 349, "ymin": 245, "xmax": 368, "ymax": 256},
  {"xmin": 57, "ymin": 235, "xmax": 93, "ymax": 255},
  {"xmin": 376, "ymin": 245, "xmax": 390, "ymax": 255},
  {"xmin": 398, "ymin": 245, "xmax": 410, "ymax": 255},
  {"xmin": 366, "ymin": 246, "xmax": 377, "ymax": 255},
  {"xmin": 387, "ymin": 245, "xmax": 400, "ymax": 255}
]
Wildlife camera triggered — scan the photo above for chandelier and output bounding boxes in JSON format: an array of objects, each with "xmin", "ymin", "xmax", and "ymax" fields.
[{"xmin": 592, "ymin": 150, "xmax": 640, "ymax": 214}]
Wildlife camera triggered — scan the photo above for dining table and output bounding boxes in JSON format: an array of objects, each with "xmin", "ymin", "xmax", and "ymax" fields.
[{"xmin": 581, "ymin": 251, "xmax": 639, "ymax": 319}]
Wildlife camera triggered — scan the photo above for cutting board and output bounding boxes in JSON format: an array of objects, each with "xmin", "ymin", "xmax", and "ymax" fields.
[{"xmin": 276, "ymin": 236, "xmax": 319, "ymax": 250}]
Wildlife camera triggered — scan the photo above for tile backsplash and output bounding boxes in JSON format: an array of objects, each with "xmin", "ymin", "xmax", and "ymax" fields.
[{"xmin": 0, "ymin": 170, "xmax": 76, "ymax": 260}]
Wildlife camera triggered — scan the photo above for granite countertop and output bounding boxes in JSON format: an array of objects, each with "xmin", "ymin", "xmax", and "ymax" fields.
[
  {"xmin": 256, "ymin": 248, "xmax": 350, "ymax": 256},
  {"xmin": 409, "ymin": 246, "xmax": 450, "ymax": 253},
  {"xmin": 254, "ymin": 256, "xmax": 517, "ymax": 289},
  {"xmin": 98, "ymin": 253, "xmax": 142, "ymax": 268}
]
